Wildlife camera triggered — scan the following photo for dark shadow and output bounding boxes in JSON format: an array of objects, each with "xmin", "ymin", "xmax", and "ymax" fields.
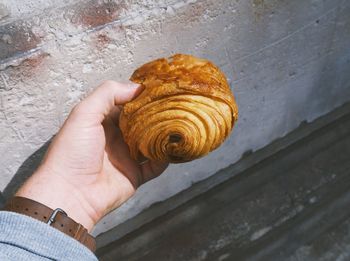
[
  {"xmin": 0, "ymin": 191, "xmax": 5, "ymax": 208},
  {"xmin": 2, "ymin": 137, "xmax": 53, "ymax": 201}
]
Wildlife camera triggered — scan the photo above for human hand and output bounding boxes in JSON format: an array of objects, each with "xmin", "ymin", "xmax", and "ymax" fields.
[{"xmin": 16, "ymin": 81, "xmax": 168, "ymax": 231}]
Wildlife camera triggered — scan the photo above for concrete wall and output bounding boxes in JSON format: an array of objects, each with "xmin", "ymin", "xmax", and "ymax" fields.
[{"xmin": 0, "ymin": 0, "xmax": 349, "ymax": 237}]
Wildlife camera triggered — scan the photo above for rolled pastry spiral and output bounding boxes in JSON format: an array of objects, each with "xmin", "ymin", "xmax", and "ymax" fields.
[{"xmin": 119, "ymin": 54, "xmax": 238, "ymax": 163}]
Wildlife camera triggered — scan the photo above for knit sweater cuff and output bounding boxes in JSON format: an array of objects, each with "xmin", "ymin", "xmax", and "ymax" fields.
[{"xmin": 0, "ymin": 211, "xmax": 97, "ymax": 260}]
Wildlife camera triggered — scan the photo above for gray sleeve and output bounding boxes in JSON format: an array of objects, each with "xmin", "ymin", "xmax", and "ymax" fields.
[{"xmin": 0, "ymin": 211, "xmax": 98, "ymax": 261}]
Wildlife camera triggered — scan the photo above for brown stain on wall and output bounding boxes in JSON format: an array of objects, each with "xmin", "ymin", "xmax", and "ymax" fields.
[
  {"xmin": 95, "ymin": 32, "xmax": 111, "ymax": 49},
  {"xmin": 8, "ymin": 52, "xmax": 49, "ymax": 79},
  {"xmin": 91, "ymin": 23, "xmax": 130, "ymax": 50},
  {"xmin": 71, "ymin": 0, "xmax": 126, "ymax": 28},
  {"xmin": 25, "ymin": 52, "xmax": 48, "ymax": 68},
  {"xmin": 0, "ymin": 23, "xmax": 41, "ymax": 61}
]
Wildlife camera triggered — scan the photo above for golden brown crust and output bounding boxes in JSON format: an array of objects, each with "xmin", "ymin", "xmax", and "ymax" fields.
[{"xmin": 119, "ymin": 54, "xmax": 238, "ymax": 163}]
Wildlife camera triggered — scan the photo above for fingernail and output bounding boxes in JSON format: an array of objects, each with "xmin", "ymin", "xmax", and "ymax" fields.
[
  {"xmin": 132, "ymin": 84, "xmax": 145, "ymax": 98},
  {"xmin": 127, "ymin": 81, "xmax": 141, "ymax": 88}
]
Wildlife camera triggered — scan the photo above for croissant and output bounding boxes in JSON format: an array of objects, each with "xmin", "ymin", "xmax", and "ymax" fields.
[{"xmin": 119, "ymin": 54, "xmax": 238, "ymax": 163}]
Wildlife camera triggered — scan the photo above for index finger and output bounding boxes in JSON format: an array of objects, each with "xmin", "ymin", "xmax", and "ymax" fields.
[{"xmin": 71, "ymin": 80, "xmax": 142, "ymax": 124}]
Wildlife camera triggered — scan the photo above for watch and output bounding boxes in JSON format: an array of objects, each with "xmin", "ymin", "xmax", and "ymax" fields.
[{"xmin": 2, "ymin": 196, "xmax": 96, "ymax": 252}]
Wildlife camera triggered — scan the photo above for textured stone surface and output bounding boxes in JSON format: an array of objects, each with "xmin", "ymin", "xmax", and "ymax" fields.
[{"xmin": 0, "ymin": 0, "xmax": 350, "ymax": 239}]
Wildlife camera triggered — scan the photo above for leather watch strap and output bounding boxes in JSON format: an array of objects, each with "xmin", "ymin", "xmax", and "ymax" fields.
[{"xmin": 3, "ymin": 196, "xmax": 96, "ymax": 252}]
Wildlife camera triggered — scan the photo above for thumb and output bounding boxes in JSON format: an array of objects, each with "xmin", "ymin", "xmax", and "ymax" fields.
[{"xmin": 71, "ymin": 80, "xmax": 143, "ymax": 124}]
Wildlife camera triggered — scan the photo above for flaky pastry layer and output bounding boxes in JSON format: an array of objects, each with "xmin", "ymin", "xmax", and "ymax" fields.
[{"xmin": 120, "ymin": 54, "xmax": 238, "ymax": 163}]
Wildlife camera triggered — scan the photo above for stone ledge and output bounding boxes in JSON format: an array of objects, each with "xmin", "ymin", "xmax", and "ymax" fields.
[{"xmin": 96, "ymin": 102, "xmax": 350, "ymax": 259}]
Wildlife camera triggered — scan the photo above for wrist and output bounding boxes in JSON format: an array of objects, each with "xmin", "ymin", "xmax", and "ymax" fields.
[{"xmin": 15, "ymin": 167, "xmax": 97, "ymax": 232}]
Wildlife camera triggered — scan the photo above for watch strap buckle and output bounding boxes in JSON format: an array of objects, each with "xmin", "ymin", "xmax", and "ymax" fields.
[{"xmin": 47, "ymin": 208, "xmax": 67, "ymax": 225}]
